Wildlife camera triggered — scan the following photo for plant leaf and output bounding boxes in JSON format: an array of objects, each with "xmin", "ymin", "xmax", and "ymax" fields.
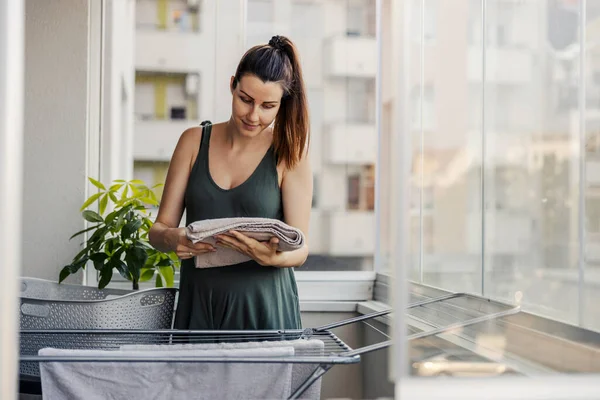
[
  {"xmin": 82, "ymin": 210, "xmax": 104, "ymax": 223},
  {"xmin": 122, "ymin": 219, "xmax": 143, "ymax": 240},
  {"xmin": 98, "ymin": 265, "xmax": 113, "ymax": 289},
  {"xmin": 121, "ymin": 185, "xmax": 129, "ymax": 201},
  {"xmin": 88, "ymin": 177, "xmax": 106, "ymax": 191},
  {"xmin": 159, "ymin": 266, "xmax": 174, "ymax": 287},
  {"xmin": 80, "ymin": 192, "xmax": 103, "ymax": 212},
  {"xmin": 129, "ymin": 179, "xmax": 145, "ymax": 185},
  {"xmin": 71, "ymin": 243, "xmax": 92, "ymax": 264},
  {"xmin": 116, "ymin": 205, "xmax": 131, "ymax": 228},
  {"xmin": 130, "ymin": 184, "xmax": 143, "ymax": 197},
  {"xmin": 139, "ymin": 197, "xmax": 159, "ymax": 206},
  {"xmin": 156, "ymin": 257, "xmax": 173, "ymax": 267},
  {"xmin": 105, "ymin": 209, "xmax": 119, "ymax": 226},
  {"xmin": 108, "ymin": 256, "xmax": 129, "ymax": 280},
  {"xmin": 140, "ymin": 268, "xmax": 155, "ymax": 282},
  {"xmin": 73, "ymin": 256, "xmax": 89, "ymax": 269},
  {"xmin": 155, "ymin": 273, "xmax": 164, "ymax": 288},
  {"xmin": 114, "ymin": 179, "xmax": 126, "ymax": 183},
  {"xmin": 59, "ymin": 266, "xmax": 71, "ymax": 283},
  {"xmin": 99, "ymin": 193, "xmax": 109, "ymax": 215},
  {"xmin": 69, "ymin": 224, "xmax": 100, "ymax": 240},
  {"xmin": 109, "ymin": 183, "xmax": 124, "ymax": 192},
  {"xmin": 90, "ymin": 252, "xmax": 109, "ymax": 271},
  {"xmin": 142, "ymin": 218, "xmax": 153, "ymax": 230},
  {"xmin": 105, "ymin": 237, "xmax": 121, "ymax": 255},
  {"xmin": 135, "ymin": 240, "xmax": 153, "ymax": 250},
  {"xmin": 108, "ymin": 191, "xmax": 118, "ymax": 203},
  {"xmin": 87, "ymin": 226, "xmax": 108, "ymax": 246},
  {"xmin": 125, "ymin": 245, "xmax": 148, "ymax": 282}
]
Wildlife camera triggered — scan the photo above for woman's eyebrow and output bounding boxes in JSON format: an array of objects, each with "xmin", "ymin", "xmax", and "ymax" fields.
[{"xmin": 240, "ymin": 90, "xmax": 279, "ymax": 104}]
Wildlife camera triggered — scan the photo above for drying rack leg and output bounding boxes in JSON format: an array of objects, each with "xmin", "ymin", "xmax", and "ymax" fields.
[{"xmin": 288, "ymin": 364, "xmax": 332, "ymax": 400}]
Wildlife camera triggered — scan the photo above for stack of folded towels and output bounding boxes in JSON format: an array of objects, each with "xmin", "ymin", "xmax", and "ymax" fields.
[{"xmin": 186, "ymin": 217, "xmax": 305, "ymax": 268}]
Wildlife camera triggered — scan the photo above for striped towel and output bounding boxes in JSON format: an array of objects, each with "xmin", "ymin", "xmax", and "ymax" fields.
[{"xmin": 186, "ymin": 217, "xmax": 305, "ymax": 268}]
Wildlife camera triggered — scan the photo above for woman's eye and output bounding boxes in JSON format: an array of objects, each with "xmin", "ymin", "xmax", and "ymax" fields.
[
  {"xmin": 263, "ymin": 105, "xmax": 275, "ymax": 109},
  {"xmin": 241, "ymin": 97, "xmax": 252, "ymax": 103}
]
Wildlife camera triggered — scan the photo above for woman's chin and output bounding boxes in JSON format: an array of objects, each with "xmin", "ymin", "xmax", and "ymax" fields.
[{"xmin": 241, "ymin": 121, "xmax": 260, "ymax": 132}]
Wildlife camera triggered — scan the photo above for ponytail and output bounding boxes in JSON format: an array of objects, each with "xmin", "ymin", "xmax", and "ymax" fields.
[{"xmin": 232, "ymin": 35, "xmax": 310, "ymax": 170}]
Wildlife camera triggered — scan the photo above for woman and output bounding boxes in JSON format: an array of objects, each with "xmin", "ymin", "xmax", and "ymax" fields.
[{"xmin": 149, "ymin": 35, "xmax": 312, "ymax": 331}]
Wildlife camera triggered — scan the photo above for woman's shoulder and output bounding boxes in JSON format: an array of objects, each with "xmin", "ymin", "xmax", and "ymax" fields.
[
  {"xmin": 179, "ymin": 125, "xmax": 203, "ymax": 142},
  {"xmin": 179, "ymin": 120, "xmax": 221, "ymax": 145}
]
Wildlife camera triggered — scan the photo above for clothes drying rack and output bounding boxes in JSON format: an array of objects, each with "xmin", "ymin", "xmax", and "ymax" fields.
[{"xmin": 20, "ymin": 292, "xmax": 521, "ymax": 399}]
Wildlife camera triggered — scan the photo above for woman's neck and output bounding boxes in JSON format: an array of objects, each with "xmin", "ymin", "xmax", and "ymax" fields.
[{"xmin": 224, "ymin": 117, "xmax": 265, "ymax": 151}]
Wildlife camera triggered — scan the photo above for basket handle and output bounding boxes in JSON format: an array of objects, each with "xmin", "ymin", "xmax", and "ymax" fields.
[
  {"xmin": 139, "ymin": 293, "xmax": 166, "ymax": 307},
  {"xmin": 21, "ymin": 300, "xmax": 50, "ymax": 318}
]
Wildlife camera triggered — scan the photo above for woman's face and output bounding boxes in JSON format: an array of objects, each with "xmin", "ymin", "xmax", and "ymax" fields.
[{"xmin": 230, "ymin": 74, "xmax": 284, "ymax": 138}]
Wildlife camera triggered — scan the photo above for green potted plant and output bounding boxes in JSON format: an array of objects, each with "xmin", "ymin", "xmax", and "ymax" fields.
[{"xmin": 60, "ymin": 178, "xmax": 179, "ymax": 290}]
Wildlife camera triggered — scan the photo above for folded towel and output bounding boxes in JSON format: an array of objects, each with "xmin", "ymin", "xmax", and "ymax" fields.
[
  {"xmin": 121, "ymin": 339, "xmax": 325, "ymax": 400},
  {"xmin": 186, "ymin": 217, "xmax": 305, "ymax": 268},
  {"xmin": 39, "ymin": 346, "xmax": 294, "ymax": 400}
]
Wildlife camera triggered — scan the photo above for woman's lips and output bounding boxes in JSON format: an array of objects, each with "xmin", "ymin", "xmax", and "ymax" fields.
[{"xmin": 242, "ymin": 121, "xmax": 259, "ymax": 130}]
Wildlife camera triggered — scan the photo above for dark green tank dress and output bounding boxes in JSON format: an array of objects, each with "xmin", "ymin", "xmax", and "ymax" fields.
[{"xmin": 173, "ymin": 121, "xmax": 302, "ymax": 330}]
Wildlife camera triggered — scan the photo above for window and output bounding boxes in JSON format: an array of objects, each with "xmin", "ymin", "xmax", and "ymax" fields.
[
  {"xmin": 393, "ymin": 1, "xmax": 600, "ymax": 394},
  {"xmin": 136, "ymin": 0, "xmax": 200, "ymax": 32},
  {"xmin": 412, "ymin": 0, "xmax": 437, "ymax": 44},
  {"xmin": 411, "ymin": 85, "xmax": 435, "ymax": 131}
]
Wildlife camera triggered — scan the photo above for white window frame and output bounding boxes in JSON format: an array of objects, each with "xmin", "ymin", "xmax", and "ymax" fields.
[
  {"xmin": 0, "ymin": 0, "xmax": 24, "ymax": 397},
  {"xmin": 85, "ymin": 0, "xmax": 105, "ymax": 287}
]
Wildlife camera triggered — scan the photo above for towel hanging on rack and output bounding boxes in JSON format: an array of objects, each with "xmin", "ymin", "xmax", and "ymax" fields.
[
  {"xmin": 39, "ymin": 346, "xmax": 295, "ymax": 400},
  {"xmin": 186, "ymin": 217, "xmax": 305, "ymax": 268},
  {"xmin": 121, "ymin": 339, "xmax": 325, "ymax": 400}
]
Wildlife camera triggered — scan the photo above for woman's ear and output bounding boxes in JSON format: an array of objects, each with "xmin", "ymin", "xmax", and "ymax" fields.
[{"xmin": 230, "ymin": 76, "xmax": 235, "ymax": 94}]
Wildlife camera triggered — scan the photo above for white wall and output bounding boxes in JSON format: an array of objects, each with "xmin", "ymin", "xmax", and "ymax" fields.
[
  {"xmin": 135, "ymin": 30, "xmax": 206, "ymax": 73},
  {"xmin": 134, "ymin": 120, "xmax": 192, "ymax": 160},
  {"xmin": 22, "ymin": 0, "xmax": 91, "ymax": 281}
]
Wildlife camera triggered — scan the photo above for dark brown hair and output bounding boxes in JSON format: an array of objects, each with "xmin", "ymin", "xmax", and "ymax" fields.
[{"xmin": 232, "ymin": 35, "xmax": 309, "ymax": 169}]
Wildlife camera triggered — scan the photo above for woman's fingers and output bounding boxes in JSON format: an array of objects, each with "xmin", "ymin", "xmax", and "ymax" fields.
[
  {"xmin": 176, "ymin": 241, "xmax": 216, "ymax": 259},
  {"xmin": 193, "ymin": 242, "xmax": 217, "ymax": 252}
]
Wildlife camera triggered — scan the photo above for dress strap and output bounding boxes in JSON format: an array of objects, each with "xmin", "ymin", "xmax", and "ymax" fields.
[{"xmin": 199, "ymin": 120, "xmax": 212, "ymax": 151}]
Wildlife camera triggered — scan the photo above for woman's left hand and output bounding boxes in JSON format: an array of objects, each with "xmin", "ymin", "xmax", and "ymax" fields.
[{"xmin": 214, "ymin": 230, "xmax": 284, "ymax": 267}]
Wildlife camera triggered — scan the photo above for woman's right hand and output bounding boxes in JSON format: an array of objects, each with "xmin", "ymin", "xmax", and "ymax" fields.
[{"xmin": 167, "ymin": 227, "xmax": 217, "ymax": 260}]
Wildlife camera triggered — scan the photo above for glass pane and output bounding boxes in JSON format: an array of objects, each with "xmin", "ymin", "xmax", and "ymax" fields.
[
  {"xmin": 585, "ymin": 1, "xmax": 600, "ymax": 332},
  {"xmin": 484, "ymin": 0, "xmax": 581, "ymax": 324},
  {"xmin": 246, "ymin": 0, "xmax": 378, "ymax": 271},
  {"xmin": 408, "ymin": 0, "xmax": 424, "ymax": 282},
  {"xmin": 397, "ymin": 0, "xmax": 600, "ymax": 391},
  {"xmin": 418, "ymin": 0, "xmax": 483, "ymax": 292}
]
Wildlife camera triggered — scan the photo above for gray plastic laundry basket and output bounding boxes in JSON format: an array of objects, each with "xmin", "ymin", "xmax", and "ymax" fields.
[
  {"xmin": 19, "ymin": 277, "xmax": 178, "ymax": 377},
  {"xmin": 20, "ymin": 277, "xmax": 133, "ymax": 301}
]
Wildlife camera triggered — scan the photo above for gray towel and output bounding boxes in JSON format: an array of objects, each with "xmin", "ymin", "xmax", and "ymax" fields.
[
  {"xmin": 39, "ymin": 346, "xmax": 294, "ymax": 400},
  {"xmin": 186, "ymin": 217, "xmax": 305, "ymax": 268},
  {"xmin": 122, "ymin": 339, "xmax": 325, "ymax": 400}
]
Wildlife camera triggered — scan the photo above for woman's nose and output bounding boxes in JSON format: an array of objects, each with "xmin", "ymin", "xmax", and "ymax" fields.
[{"xmin": 247, "ymin": 106, "xmax": 259, "ymax": 122}]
